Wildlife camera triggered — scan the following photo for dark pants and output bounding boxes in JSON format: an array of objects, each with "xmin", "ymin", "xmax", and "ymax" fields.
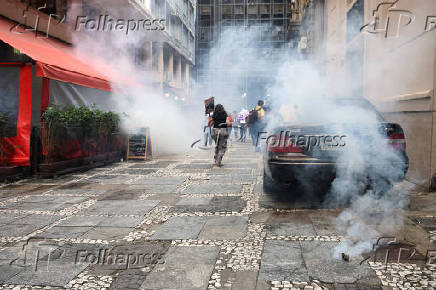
[
  {"xmin": 249, "ymin": 123, "xmax": 259, "ymax": 147},
  {"xmin": 211, "ymin": 128, "xmax": 228, "ymax": 163},
  {"xmin": 239, "ymin": 126, "xmax": 246, "ymax": 141}
]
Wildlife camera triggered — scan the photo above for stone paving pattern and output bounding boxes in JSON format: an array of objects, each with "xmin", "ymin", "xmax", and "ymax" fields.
[{"xmin": 0, "ymin": 142, "xmax": 434, "ymax": 289}]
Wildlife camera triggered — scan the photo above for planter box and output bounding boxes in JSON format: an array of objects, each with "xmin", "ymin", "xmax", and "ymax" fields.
[
  {"xmin": 0, "ymin": 166, "xmax": 28, "ymax": 182},
  {"xmin": 38, "ymin": 151, "xmax": 122, "ymax": 177}
]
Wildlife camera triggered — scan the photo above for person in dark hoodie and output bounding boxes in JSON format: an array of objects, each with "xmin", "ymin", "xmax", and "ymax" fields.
[{"xmin": 208, "ymin": 104, "xmax": 232, "ymax": 166}]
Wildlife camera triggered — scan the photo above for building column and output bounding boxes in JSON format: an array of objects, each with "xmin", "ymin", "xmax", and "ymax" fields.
[
  {"xmin": 176, "ymin": 54, "xmax": 182, "ymax": 87},
  {"xmin": 185, "ymin": 62, "xmax": 190, "ymax": 97},
  {"xmin": 156, "ymin": 43, "xmax": 164, "ymax": 89},
  {"xmin": 168, "ymin": 49, "xmax": 174, "ymax": 82}
]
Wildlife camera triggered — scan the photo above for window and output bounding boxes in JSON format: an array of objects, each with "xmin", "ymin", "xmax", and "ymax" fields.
[
  {"xmin": 234, "ymin": 5, "xmax": 244, "ymax": 15},
  {"xmin": 200, "ymin": 6, "xmax": 212, "ymax": 15}
]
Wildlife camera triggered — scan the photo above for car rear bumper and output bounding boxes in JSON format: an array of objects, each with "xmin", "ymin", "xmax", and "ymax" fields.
[
  {"xmin": 266, "ymin": 161, "xmax": 337, "ymax": 185},
  {"xmin": 266, "ymin": 160, "xmax": 408, "ymax": 184}
]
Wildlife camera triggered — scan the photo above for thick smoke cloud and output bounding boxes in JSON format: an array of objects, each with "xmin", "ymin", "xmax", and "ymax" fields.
[
  {"xmin": 71, "ymin": 13, "xmax": 409, "ymax": 259},
  {"xmin": 71, "ymin": 16, "xmax": 202, "ymax": 155},
  {"xmin": 199, "ymin": 25, "xmax": 409, "ymax": 259}
]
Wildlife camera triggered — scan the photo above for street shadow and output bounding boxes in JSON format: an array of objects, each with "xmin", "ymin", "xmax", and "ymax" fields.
[{"xmin": 259, "ymin": 181, "xmax": 336, "ymax": 210}]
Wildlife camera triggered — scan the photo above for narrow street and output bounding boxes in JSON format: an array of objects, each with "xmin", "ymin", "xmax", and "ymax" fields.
[{"xmin": 0, "ymin": 142, "xmax": 435, "ymax": 289}]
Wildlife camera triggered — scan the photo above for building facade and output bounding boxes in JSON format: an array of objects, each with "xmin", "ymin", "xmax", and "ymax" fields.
[
  {"xmin": 0, "ymin": 0, "xmax": 196, "ymax": 103},
  {"xmin": 195, "ymin": 0, "xmax": 298, "ymax": 109},
  {"xmin": 300, "ymin": 0, "xmax": 436, "ymax": 190}
]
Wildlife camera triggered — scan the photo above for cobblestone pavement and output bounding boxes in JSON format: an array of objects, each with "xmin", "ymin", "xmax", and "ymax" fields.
[{"xmin": 0, "ymin": 142, "xmax": 435, "ymax": 289}]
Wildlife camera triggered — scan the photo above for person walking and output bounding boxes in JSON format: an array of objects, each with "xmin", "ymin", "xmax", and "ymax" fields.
[
  {"xmin": 238, "ymin": 108, "xmax": 248, "ymax": 142},
  {"xmin": 203, "ymin": 114, "xmax": 213, "ymax": 147},
  {"xmin": 209, "ymin": 104, "xmax": 232, "ymax": 167},
  {"xmin": 247, "ymin": 100, "xmax": 265, "ymax": 151}
]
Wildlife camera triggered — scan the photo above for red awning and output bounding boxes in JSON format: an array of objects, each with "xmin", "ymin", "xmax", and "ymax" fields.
[{"xmin": 0, "ymin": 17, "xmax": 134, "ymax": 91}]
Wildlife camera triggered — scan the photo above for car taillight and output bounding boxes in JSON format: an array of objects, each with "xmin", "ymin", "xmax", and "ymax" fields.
[
  {"xmin": 268, "ymin": 136, "xmax": 303, "ymax": 153},
  {"xmin": 388, "ymin": 133, "xmax": 406, "ymax": 151}
]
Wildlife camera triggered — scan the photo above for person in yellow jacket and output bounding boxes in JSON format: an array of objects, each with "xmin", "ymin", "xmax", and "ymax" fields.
[{"xmin": 248, "ymin": 100, "xmax": 265, "ymax": 151}]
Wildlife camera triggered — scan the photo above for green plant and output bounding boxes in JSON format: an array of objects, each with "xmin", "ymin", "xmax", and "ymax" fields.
[{"xmin": 41, "ymin": 105, "xmax": 121, "ymax": 163}]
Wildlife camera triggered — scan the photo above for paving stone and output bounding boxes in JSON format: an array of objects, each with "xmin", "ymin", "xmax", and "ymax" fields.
[
  {"xmin": 171, "ymin": 196, "xmax": 246, "ymax": 213},
  {"xmin": 175, "ymin": 197, "xmax": 213, "ymax": 206},
  {"xmin": 6, "ymin": 262, "xmax": 88, "ymax": 286},
  {"xmin": 83, "ymin": 200, "xmax": 159, "ymax": 216},
  {"xmin": 150, "ymin": 216, "xmax": 207, "ymax": 240},
  {"xmin": 0, "ymin": 213, "xmax": 31, "ymax": 226},
  {"xmin": 0, "ymin": 261, "xmax": 22, "ymax": 283},
  {"xmin": 129, "ymin": 177, "xmax": 186, "ymax": 185},
  {"xmin": 0, "ymin": 224, "xmax": 47, "ymax": 237},
  {"xmin": 205, "ymin": 174, "xmax": 256, "ymax": 184},
  {"xmin": 219, "ymin": 270, "xmax": 258, "ymax": 290},
  {"xmin": 198, "ymin": 216, "xmax": 248, "ymax": 240},
  {"xmin": 175, "ymin": 163, "xmax": 214, "ymax": 169},
  {"xmin": 58, "ymin": 216, "xmax": 108, "ymax": 227},
  {"xmin": 0, "ymin": 202, "xmax": 69, "ymax": 211},
  {"xmin": 268, "ymin": 222, "xmax": 317, "ymax": 236},
  {"xmin": 209, "ymin": 168, "xmax": 253, "ymax": 175},
  {"xmin": 183, "ymin": 184, "xmax": 242, "ymax": 194},
  {"xmin": 86, "ymin": 174, "xmax": 135, "ymax": 184},
  {"xmin": 97, "ymin": 216, "xmax": 143, "ymax": 227},
  {"xmin": 300, "ymin": 241, "xmax": 375, "ymax": 284},
  {"xmin": 309, "ymin": 213, "xmax": 339, "ymax": 236},
  {"xmin": 220, "ymin": 163, "xmax": 258, "ymax": 169},
  {"xmin": 21, "ymin": 195, "xmax": 90, "ymax": 203},
  {"xmin": 129, "ymin": 184, "xmax": 179, "ymax": 194},
  {"xmin": 112, "ymin": 268, "xmax": 149, "ymax": 289},
  {"xmin": 49, "ymin": 189, "xmax": 107, "ymax": 196},
  {"xmin": 39, "ymin": 226, "xmax": 92, "ymax": 239},
  {"xmin": 80, "ymin": 227, "xmax": 132, "ymax": 240},
  {"xmin": 258, "ymin": 240, "xmax": 309, "ymax": 282},
  {"xmin": 128, "ymin": 161, "xmax": 175, "ymax": 169},
  {"xmin": 110, "ymin": 168, "xmax": 158, "ymax": 175},
  {"xmin": 141, "ymin": 246, "xmax": 219, "ymax": 290},
  {"xmin": 100, "ymin": 189, "xmax": 142, "ymax": 200}
]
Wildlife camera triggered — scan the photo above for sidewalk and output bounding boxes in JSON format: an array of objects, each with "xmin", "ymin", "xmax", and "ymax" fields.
[{"xmin": 0, "ymin": 141, "xmax": 434, "ymax": 289}]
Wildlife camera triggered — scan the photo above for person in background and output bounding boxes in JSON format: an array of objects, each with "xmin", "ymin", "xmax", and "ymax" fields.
[
  {"xmin": 209, "ymin": 104, "xmax": 232, "ymax": 167},
  {"xmin": 227, "ymin": 113, "xmax": 234, "ymax": 142},
  {"xmin": 238, "ymin": 108, "xmax": 249, "ymax": 142},
  {"xmin": 232, "ymin": 111, "xmax": 239, "ymax": 139},
  {"xmin": 247, "ymin": 100, "xmax": 265, "ymax": 151},
  {"xmin": 203, "ymin": 113, "xmax": 213, "ymax": 147}
]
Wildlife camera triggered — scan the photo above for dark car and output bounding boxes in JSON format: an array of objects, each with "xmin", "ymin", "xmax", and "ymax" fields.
[{"xmin": 262, "ymin": 98, "xmax": 409, "ymax": 196}]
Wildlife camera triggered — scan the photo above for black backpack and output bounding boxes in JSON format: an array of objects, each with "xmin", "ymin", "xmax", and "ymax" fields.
[{"xmin": 246, "ymin": 108, "xmax": 261, "ymax": 124}]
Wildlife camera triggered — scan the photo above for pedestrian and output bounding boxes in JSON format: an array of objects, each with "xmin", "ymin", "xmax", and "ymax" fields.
[
  {"xmin": 246, "ymin": 100, "xmax": 265, "ymax": 152},
  {"xmin": 203, "ymin": 113, "xmax": 213, "ymax": 147},
  {"xmin": 232, "ymin": 111, "xmax": 239, "ymax": 139},
  {"xmin": 227, "ymin": 113, "xmax": 234, "ymax": 141},
  {"xmin": 238, "ymin": 108, "xmax": 248, "ymax": 142},
  {"xmin": 209, "ymin": 104, "xmax": 232, "ymax": 166}
]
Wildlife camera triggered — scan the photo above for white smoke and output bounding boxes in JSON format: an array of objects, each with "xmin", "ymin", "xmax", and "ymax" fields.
[
  {"xmin": 198, "ymin": 25, "xmax": 410, "ymax": 259},
  {"xmin": 70, "ymin": 13, "xmax": 202, "ymax": 155},
  {"xmin": 70, "ymin": 9, "xmax": 410, "ymax": 258}
]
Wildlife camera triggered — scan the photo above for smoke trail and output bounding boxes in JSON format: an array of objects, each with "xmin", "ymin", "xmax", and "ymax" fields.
[{"xmin": 69, "ymin": 13, "xmax": 202, "ymax": 155}]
